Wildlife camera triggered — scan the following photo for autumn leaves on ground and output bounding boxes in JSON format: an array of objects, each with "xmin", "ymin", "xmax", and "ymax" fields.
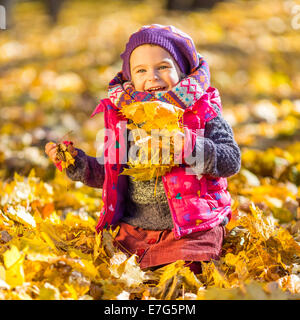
[{"xmin": 1, "ymin": 0, "xmax": 300, "ymax": 300}]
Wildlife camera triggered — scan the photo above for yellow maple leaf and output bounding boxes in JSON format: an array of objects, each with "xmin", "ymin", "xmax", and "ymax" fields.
[
  {"xmin": 109, "ymin": 253, "xmax": 147, "ymax": 287},
  {"xmin": 3, "ymin": 245, "xmax": 25, "ymax": 288}
]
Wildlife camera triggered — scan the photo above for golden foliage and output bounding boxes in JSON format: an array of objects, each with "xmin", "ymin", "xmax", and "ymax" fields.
[
  {"xmin": 1, "ymin": 0, "xmax": 300, "ymax": 301},
  {"xmin": 0, "ymin": 170, "xmax": 299, "ymax": 300},
  {"xmin": 119, "ymin": 101, "xmax": 184, "ymax": 182},
  {"xmin": 55, "ymin": 143, "xmax": 75, "ymax": 170}
]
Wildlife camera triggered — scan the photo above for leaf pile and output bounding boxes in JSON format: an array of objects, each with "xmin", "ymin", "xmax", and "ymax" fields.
[{"xmin": 0, "ymin": 170, "xmax": 299, "ymax": 300}]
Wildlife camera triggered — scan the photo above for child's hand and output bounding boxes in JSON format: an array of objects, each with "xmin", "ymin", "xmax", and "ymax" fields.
[
  {"xmin": 45, "ymin": 141, "xmax": 78, "ymax": 165},
  {"xmin": 45, "ymin": 142, "xmax": 60, "ymax": 165}
]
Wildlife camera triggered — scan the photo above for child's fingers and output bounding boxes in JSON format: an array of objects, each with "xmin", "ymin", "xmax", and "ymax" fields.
[
  {"xmin": 45, "ymin": 142, "xmax": 77, "ymax": 166},
  {"xmin": 49, "ymin": 148, "xmax": 60, "ymax": 163},
  {"xmin": 45, "ymin": 142, "xmax": 57, "ymax": 155},
  {"xmin": 47, "ymin": 147, "xmax": 56, "ymax": 157},
  {"xmin": 45, "ymin": 144, "xmax": 60, "ymax": 164}
]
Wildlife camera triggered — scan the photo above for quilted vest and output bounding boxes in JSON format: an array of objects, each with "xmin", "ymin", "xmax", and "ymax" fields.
[{"xmin": 91, "ymin": 87, "xmax": 232, "ymax": 239}]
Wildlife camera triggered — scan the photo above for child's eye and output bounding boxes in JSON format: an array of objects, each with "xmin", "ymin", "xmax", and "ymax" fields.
[
  {"xmin": 136, "ymin": 69, "xmax": 146, "ymax": 73},
  {"xmin": 158, "ymin": 65, "xmax": 168, "ymax": 70}
]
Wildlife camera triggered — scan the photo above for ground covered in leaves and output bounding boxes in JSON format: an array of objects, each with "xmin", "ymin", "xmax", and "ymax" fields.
[{"xmin": 0, "ymin": 0, "xmax": 300, "ymax": 299}]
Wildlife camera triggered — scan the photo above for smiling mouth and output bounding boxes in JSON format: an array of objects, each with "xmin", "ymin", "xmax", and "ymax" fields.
[{"xmin": 146, "ymin": 86, "xmax": 167, "ymax": 92}]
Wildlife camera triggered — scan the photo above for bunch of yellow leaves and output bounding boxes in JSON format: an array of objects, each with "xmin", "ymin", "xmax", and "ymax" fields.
[
  {"xmin": 119, "ymin": 101, "xmax": 184, "ymax": 182},
  {"xmin": 51, "ymin": 142, "xmax": 75, "ymax": 171}
]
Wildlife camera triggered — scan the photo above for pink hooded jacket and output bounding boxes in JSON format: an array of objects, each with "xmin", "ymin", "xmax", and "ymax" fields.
[{"xmin": 91, "ymin": 87, "xmax": 232, "ymax": 239}]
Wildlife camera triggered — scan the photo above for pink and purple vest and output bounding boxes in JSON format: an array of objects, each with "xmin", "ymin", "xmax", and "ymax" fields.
[{"xmin": 91, "ymin": 87, "xmax": 232, "ymax": 239}]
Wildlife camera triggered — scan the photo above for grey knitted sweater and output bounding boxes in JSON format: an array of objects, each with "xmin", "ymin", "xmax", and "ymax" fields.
[{"xmin": 66, "ymin": 103, "xmax": 241, "ymax": 230}]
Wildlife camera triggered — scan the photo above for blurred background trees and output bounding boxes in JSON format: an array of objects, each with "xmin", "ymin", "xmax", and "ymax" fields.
[
  {"xmin": 0, "ymin": 0, "xmax": 299, "ymax": 186},
  {"xmin": 0, "ymin": 0, "xmax": 65, "ymax": 26},
  {"xmin": 1, "ymin": 0, "xmax": 228, "ymax": 28}
]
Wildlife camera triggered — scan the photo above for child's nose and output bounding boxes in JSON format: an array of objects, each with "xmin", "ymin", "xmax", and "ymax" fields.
[{"xmin": 148, "ymin": 69, "xmax": 159, "ymax": 81}]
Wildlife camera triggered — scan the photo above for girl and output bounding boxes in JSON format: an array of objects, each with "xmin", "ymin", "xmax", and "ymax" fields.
[{"xmin": 45, "ymin": 24, "xmax": 241, "ymax": 274}]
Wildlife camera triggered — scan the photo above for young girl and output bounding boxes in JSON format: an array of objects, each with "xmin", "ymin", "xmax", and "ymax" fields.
[{"xmin": 45, "ymin": 24, "xmax": 241, "ymax": 274}]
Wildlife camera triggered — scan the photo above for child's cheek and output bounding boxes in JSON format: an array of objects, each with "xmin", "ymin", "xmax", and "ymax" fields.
[
  {"xmin": 131, "ymin": 76, "xmax": 144, "ymax": 91},
  {"xmin": 169, "ymin": 69, "xmax": 181, "ymax": 87}
]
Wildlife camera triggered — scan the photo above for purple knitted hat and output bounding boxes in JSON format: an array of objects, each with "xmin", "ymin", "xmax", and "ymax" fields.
[{"xmin": 120, "ymin": 24, "xmax": 199, "ymax": 80}]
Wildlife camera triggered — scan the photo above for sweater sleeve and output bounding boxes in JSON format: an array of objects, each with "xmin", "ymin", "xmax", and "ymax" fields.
[
  {"xmin": 186, "ymin": 103, "xmax": 241, "ymax": 178},
  {"xmin": 65, "ymin": 148, "xmax": 105, "ymax": 188}
]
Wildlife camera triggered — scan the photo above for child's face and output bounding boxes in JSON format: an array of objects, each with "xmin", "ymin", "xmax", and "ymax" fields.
[{"xmin": 129, "ymin": 44, "xmax": 182, "ymax": 92}]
